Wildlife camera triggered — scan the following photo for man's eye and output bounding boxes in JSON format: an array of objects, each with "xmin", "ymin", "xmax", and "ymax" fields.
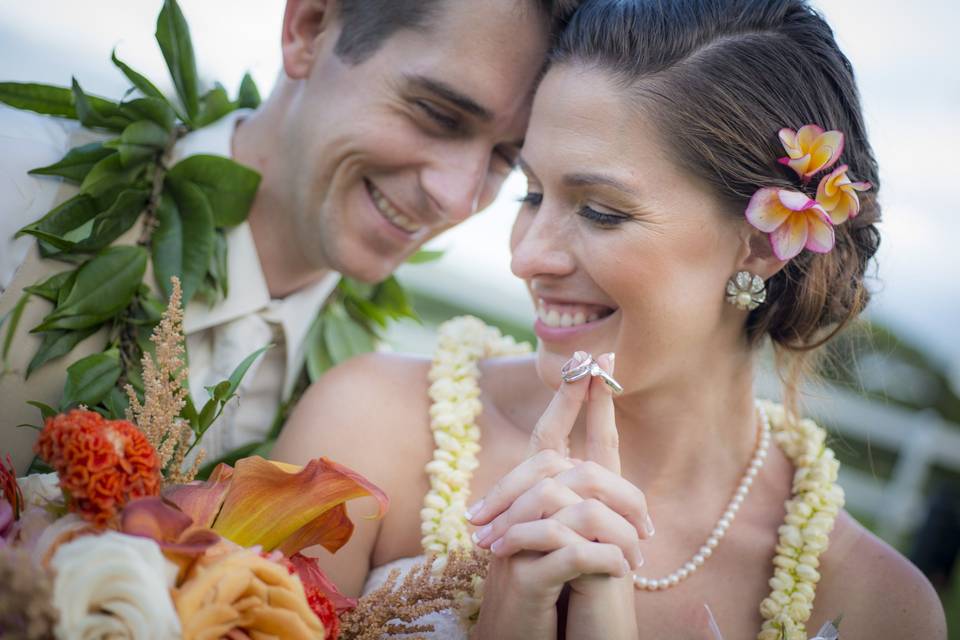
[
  {"xmin": 416, "ymin": 100, "xmax": 460, "ymax": 132},
  {"xmin": 517, "ymin": 192, "xmax": 543, "ymax": 206}
]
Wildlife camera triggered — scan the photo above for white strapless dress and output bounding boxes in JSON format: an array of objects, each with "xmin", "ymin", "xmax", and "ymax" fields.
[{"xmin": 361, "ymin": 555, "xmax": 470, "ymax": 639}]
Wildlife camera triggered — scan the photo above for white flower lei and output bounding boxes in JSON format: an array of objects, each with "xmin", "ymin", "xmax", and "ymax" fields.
[{"xmin": 420, "ymin": 319, "xmax": 843, "ymax": 640}]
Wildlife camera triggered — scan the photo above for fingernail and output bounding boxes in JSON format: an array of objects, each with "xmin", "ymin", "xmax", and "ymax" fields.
[
  {"xmin": 465, "ymin": 499, "xmax": 484, "ymax": 521},
  {"xmin": 490, "ymin": 537, "xmax": 504, "ymax": 553},
  {"xmin": 574, "ymin": 350, "xmax": 589, "ymax": 364},
  {"xmin": 644, "ymin": 514, "xmax": 655, "ymax": 537},
  {"xmin": 608, "ymin": 352, "xmax": 616, "ymax": 372},
  {"xmin": 473, "ymin": 524, "xmax": 492, "ymax": 544}
]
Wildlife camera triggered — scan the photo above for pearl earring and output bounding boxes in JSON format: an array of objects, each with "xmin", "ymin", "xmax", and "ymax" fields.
[{"xmin": 726, "ymin": 271, "xmax": 766, "ymax": 310}]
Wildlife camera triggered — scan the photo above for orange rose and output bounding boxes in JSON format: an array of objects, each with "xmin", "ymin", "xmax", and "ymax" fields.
[{"xmin": 174, "ymin": 548, "xmax": 325, "ymax": 640}]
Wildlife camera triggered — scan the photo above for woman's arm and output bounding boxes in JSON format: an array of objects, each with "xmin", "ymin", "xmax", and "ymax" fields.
[{"xmin": 271, "ymin": 352, "xmax": 434, "ymax": 597}]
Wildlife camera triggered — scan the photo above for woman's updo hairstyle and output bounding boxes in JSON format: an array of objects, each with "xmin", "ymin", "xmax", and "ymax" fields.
[{"xmin": 551, "ymin": 0, "xmax": 881, "ymax": 384}]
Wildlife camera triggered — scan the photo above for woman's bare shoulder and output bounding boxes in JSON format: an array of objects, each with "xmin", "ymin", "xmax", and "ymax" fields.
[
  {"xmin": 813, "ymin": 510, "xmax": 946, "ymax": 639},
  {"xmin": 273, "ymin": 352, "xmax": 434, "ymax": 481}
]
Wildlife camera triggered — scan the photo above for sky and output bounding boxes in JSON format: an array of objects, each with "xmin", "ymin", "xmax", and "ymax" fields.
[{"xmin": 1, "ymin": 0, "xmax": 958, "ymax": 385}]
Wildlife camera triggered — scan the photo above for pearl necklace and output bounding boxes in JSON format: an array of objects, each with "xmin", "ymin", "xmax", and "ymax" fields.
[{"xmin": 633, "ymin": 402, "xmax": 772, "ymax": 591}]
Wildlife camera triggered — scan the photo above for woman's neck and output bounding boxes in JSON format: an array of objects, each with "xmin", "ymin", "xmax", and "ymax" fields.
[{"xmin": 567, "ymin": 346, "xmax": 760, "ymax": 498}]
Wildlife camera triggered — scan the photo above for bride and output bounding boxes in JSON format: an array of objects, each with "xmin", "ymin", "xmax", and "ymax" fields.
[{"xmin": 272, "ymin": 0, "xmax": 946, "ymax": 637}]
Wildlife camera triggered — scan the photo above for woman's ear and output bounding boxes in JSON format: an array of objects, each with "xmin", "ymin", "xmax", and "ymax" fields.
[
  {"xmin": 736, "ymin": 224, "xmax": 789, "ymax": 281},
  {"xmin": 281, "ymin": 0, "xmax": 337, "ymax": 79}
]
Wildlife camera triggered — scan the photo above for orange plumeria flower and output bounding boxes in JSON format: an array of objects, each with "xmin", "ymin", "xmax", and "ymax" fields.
[
  {"xmin": 778, "ymin": 125, "xmax": 844, "ymax": 181},
  {"xmin": 815, "ymin": 164, "xmax": 872, "ymax": 224},
  {"xmin": 745, "ymin": 188, "xmax": 835, "ymax": 260}
]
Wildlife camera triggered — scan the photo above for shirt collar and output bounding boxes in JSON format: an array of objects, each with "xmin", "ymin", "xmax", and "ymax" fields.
[{"xmin": 178, "ymin": 109, "xmax": 340, "ymax": 396}]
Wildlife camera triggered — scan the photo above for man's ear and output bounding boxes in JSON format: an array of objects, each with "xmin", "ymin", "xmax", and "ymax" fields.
[
  {"xmin": 281, "ymin": 0, "xmax": 337, "ymax": 79},
  {"xmin": 736, "ymin": 224, "xmax": 789, "ymax": 281}
]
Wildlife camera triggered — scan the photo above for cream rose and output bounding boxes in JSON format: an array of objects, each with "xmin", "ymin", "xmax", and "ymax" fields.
[
  {"xmin": 51, "ymin": 531, "xmax": 181, "ymax": 639},
  {"xmin": 17, "ymin": 472, "xmax": 63, "ymax": 508}
]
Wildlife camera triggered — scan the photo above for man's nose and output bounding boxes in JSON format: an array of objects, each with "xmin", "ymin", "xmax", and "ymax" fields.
[{"xmin": 420, "ymin": 145, "xmax": 490, "ymax": 224}]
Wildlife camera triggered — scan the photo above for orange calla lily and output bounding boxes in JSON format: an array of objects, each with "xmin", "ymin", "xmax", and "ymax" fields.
[{"xmin": 165, "ymin": 456, "xmax": 388, "ymax": 557}]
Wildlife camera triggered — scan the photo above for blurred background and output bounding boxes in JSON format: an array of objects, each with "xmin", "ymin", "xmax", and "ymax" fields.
[{"xmin": 2, "ymin": 0, "xmax": 958, "ymax": 631}]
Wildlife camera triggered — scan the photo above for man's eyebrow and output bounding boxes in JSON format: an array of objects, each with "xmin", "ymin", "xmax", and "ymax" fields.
[{"xmin": 406, "ymin": 74, "xmax": 493, "ymax": 122}]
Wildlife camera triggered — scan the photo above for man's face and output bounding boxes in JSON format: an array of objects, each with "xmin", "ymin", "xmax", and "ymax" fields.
[{"xmin": 279, "ymin": 1, "xmax": 550, "ymax": 282}]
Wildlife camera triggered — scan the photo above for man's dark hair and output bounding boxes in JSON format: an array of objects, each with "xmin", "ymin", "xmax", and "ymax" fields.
[{"xmin": 333, "ymin": 0, "xmax": 580, "ymax": 63}]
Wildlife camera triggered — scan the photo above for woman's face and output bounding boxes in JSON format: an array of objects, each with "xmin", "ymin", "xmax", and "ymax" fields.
[{"xmin": 511, "ymin": 64, "xmax": 749, "ymax": 393}]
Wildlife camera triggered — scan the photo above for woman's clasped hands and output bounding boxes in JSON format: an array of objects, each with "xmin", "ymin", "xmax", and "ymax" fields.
[{"xmin": 466, "ymin": 351, "xmax": 651, "ymax": 639}]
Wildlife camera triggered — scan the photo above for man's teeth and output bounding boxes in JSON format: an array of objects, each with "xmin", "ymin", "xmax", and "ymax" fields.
[
  {"xmin": 369, "ymin": 184, "xmax": 422, "ymax": 233},
  {"xmin": 536, "ymin": 303, "xmax": 601, "ymax": 328}
]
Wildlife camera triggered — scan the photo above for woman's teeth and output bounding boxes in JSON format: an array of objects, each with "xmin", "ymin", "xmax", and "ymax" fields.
[
  {"xmin": 368, "ymin": 182, "xmax": 422, "ymax": 233},
  {"xmin": 536, "ymin": 302, "xmax": 603, "ymax": 328}
]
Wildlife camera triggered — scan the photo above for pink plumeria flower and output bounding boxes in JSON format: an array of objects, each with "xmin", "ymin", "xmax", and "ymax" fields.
[
  {"xmin": 778, "ymin": 125, "xmax": 844, "ymax": 181},
  {"xmin": 746, "ymin": 188, "xmax": 835, "ymax": 260},
  {"xmin": 815, "ymin": 164, "xmax": 872, "ymax": 224}
]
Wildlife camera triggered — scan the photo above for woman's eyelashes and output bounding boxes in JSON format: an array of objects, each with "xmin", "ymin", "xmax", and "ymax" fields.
[{"xmin": 517, "ymin": 192, "xmax": 630, "ymax": 227}]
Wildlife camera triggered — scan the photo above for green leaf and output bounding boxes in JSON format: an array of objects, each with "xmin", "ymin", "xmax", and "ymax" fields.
[
  {"xmin": 305, "ymin": 314, "xmax": 334, "ymax": 381},
  {"xmin": 17, "ymin": 193, "xmax": 100, "ymax": 253},
  {"xmin": 225, "ymin": 345, "xmax": 270, "ymax": 398},
  {"xmin": 122, "ymin": 97, "xmax": 176, "ymax": 131},
  {"xmin": 166, "ymin": 154, "xmax": 261, "ymax": 226},
  {"xmin": 23, "ymin": 270, "xmax": 73, "ymax": 303},
  {"xmin": 2, "ymin": 294, "xmax": 30, "ymax": 365},
  {"xmin": 237, "ymin": 72, "xmax": 261, "ymax": 109},
  {"xmin": 80, "ymin": 153, "xmax": 147, "ymax": 198},
  {"xmin": 161, "ymin": 182, "xmax": 215, "ymax": 304},
  {"xmin": 111, "ymin": 50, "xmax": 167, "ymax": 102},
  {"xmin": 198, "ymin": 397, "xmax": 218, "ymax": 431},
  {"xmin": 0, "ymin": 82, "xmax": 77, "ymax": 118},
  {"xmin": 151, "ymin": 191, "xmax": 184, "ymax": 299},
  {"xmin": 26, "ymin": 327, "xmax": 98, "ymax": 377},
  {"xmin": 28, "ymin": 143, "xmax": 114, "ymax": 183},
  {"xmin": 406, "ymin": 249, "xmax": 445, "ymax": 264},
  {"xmin": 323, "ymin": 303, "xmax": 375, "ymax": 364},
  {"xmin": 102, "ymin": 386, "xmax": 130, "ymax": 420},
  {"xmin": 156, "ymin": 0, "xmax": 199, "ymax": 121},
  {"xmin": 114, "ymin": 120, "xmax": 169, "ymax": 166},
  {"xmin": 34, "ymin": 246, "xmax": 147, "ymax": 332},
  {"xmin": 27, "ymin": 401, "xmax": 58, "ymax": 420},
  {"xmin": 74, "ymin": 189, "xmax": 149, "ymax": 251},
  {"xmin": 71, "ymin": 78, "xmax": 130, "ymax": 130},
  {"xmin": 372, "ymin": 276, "xmax": 418, "ymax": 321},
  {"xmin": 195, "ymin": 85, "xmax": 234, "ymax": 127},
  {"xmin": 61, "ymin": 349, "xmax": 122, "ymax": 408}
]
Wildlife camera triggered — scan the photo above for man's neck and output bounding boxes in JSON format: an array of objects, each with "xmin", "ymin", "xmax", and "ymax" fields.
[{"xmin": 232, "ymin": 106, "xmax": 331, "ymax": 299}]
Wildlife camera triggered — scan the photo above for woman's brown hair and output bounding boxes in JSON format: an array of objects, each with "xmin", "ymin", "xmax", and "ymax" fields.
[{"xmin": 552, "ymin": 0, "xmax": 881, "ymax": 407}]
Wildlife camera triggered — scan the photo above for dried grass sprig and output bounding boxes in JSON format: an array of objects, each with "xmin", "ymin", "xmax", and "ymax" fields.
[
  {"xmin": 126, "ymin": 277, "xmax": 203, "ymax": 484},
  {"xmin": 338, "ymin": 549, "xmax": 489, "ymax": 640},
  {"xmin": 0, "ymin": 547, "xmax": 59, "ymax": 639}
]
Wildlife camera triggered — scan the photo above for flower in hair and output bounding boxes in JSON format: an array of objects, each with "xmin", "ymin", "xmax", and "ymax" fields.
[
  {"xmin": 745, "ymin": 188, "xmax": 834, "ymax": 260},
  {"xmin": 815, "ymin": 164, "xmax": 872, "ymax": 224},
  {"xmin": 778, "ymin": 125, "xmax": 844, "ymax": 181}
]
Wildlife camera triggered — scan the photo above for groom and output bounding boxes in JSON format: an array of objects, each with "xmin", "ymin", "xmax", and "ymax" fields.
[{"xmin": 0, "ymin": 0, "xmax": 574, "ymax": 472}]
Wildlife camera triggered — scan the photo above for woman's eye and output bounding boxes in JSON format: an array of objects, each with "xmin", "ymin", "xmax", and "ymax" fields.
[
  {"xmin": 578, "ymin": 205, "xmax": 628, "ymax": 227},
  {"xmin": 416, "ymin": 100, "xmax": 460, "ymax": 132},
  {"xmin": 517, "ymin": 192, "xmax": 543, "ymax": 206}
]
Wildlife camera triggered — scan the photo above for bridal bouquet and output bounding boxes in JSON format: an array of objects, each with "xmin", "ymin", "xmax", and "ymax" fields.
[{"xmin": 0, "ymin": 277, "xmax": 394, "ymax": 640}]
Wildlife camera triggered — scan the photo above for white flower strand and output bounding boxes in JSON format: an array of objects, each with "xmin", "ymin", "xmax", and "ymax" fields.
[
  {"xmin": 420, "ymin": 316, "xmax": 530, "ymax": 558},
  {"xmin": 633, "ymin": 401, "xmax": 772, "ymax": 591},
  {"xmin": 757, "ymin": 402, "xmax": 844, "ymax": 640}
]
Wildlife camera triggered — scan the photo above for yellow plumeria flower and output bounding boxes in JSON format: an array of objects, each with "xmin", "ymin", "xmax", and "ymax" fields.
[
  {"xmin": 778, "ymin": 125, "xmax": 844, "ymax": 181},
  {"xmin": 815, "ymin": 164, "xmax": 872, "ymax": 224}
]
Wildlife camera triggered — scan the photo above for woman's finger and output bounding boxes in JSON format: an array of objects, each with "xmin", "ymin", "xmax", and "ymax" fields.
[
  {"xmin": 525, "ymin": 351, "xmax": 591, "ymax": 457},
  {"xmin": 488, "ymin": 518, "xmax": 584, "ymax": 557},
  {"xmin": 529, "ymin": 541, "xmax": 632, "ymax": 585},
  {"xmin": 466, "ymin": 449, "xmax": 574, "ymax": 525},
  {"xmin": 548, "ymin": 498, "xmax": 645, "ymax": 569},
  {"xmin": 585, "ymin": 352, "xmax": 621, "ymax": 474},
  {"xmin": 473, "ymin": 477, "xmax": 581, "ymax": 547},
  {"xmin": 553, "ymin": 461, "xmax": 655, "ymax": 538}
]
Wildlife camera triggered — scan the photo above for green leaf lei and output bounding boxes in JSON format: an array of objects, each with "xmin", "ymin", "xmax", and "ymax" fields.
[{"xmin": 1, "ymin": 0, "xmax": 431, "ymax": 475}]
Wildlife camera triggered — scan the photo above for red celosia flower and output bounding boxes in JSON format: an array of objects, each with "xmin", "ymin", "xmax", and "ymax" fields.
[
  {"xmin": 35, "ymin": 409, "xmax": 160, "ymax": 526},
  {"xmin": 307, "ymin": 589, "xmax": 340, "ymax": 640}
]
